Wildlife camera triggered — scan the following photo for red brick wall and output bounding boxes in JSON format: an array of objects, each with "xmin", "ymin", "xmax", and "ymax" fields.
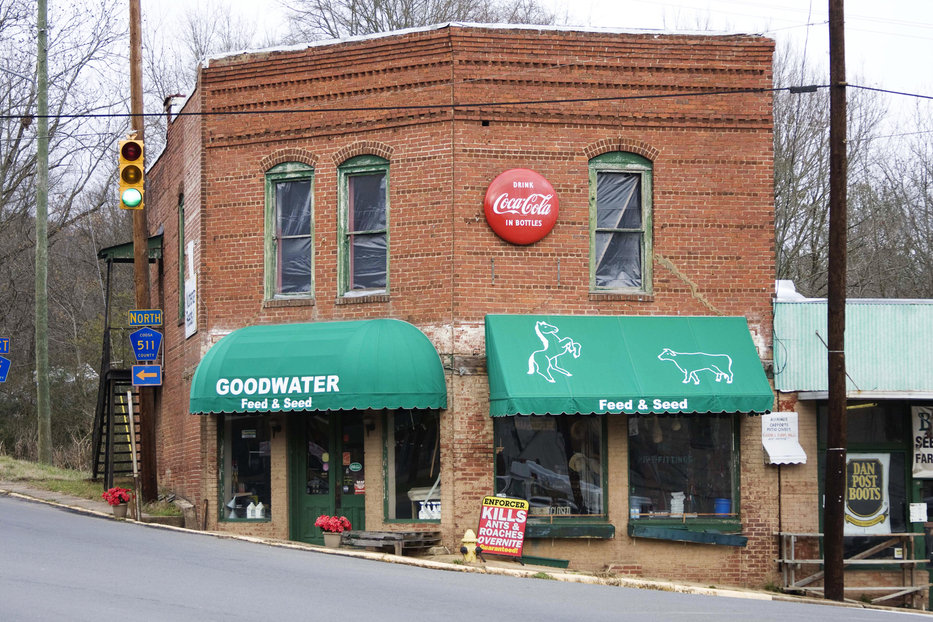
[{"xmin": 145, "ymin": 25, "xmax": 779, "ymax": 586}]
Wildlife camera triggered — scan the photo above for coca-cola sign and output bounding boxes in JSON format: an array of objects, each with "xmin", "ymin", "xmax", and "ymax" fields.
[{"xmin": 484, "ymin": 169, "xmax": 558, "ymax": 245}]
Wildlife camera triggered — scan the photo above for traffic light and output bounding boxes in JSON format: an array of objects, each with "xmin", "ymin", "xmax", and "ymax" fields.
[{"xmin": 118, "ymin": 138, "xmax": 144, "ymax": 210}]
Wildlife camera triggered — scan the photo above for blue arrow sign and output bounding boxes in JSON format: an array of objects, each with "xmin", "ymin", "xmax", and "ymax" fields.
[
  {"xmin": 0, "ymin": 356, "xmax": 9, "ymax": 382},
  {"xmin": 132, "ymin": 364, "xmax": 162, "ymax": 387},
  {"xmin": 130, "ymin": 327, "xmax": 162, "ymax": 361}
]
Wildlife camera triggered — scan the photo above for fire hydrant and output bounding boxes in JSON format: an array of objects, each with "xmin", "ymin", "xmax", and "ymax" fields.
[{"xmin": 459, "ymin": 529, "xmax": 478, "ymax": 563}]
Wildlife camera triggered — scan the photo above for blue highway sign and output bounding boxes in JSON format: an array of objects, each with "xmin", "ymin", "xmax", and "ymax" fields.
[
  {"xmin": 0, "ymin": 356, "xmax": 9, "ymax": 382},
  {"xmin": 130, "ymin": 327, "xmax": 162, "ymax": 361},
  {"xmin": 0, "ymin": 338, "xmax": 8, "ymax": 354},
  {"xmin": 132, "ymin": 364, "xmax": 162, "ymax": 387}
]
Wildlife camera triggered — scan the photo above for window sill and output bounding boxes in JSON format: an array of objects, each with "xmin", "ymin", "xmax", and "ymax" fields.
[
  {"xmin": 221, "ymin": 518, "xmax": 272, "ymax": 523},
  {"xmin": 589, "ymin": 291, "xmax": 654, "ymax": 303},
  {"xmin": 335, "ymin": 293, "xmax": 390, "ymax": 305},
  {"xmin": 628, "ymin": 522, "xmax": 747, "ymax": 547},
  {"xmin": 525, "ymin": 521, "xmax": 615, "ymax": 539},
  {"xmin": 264, "ymin": 297, "xmax": 314, "ymax": 308}
]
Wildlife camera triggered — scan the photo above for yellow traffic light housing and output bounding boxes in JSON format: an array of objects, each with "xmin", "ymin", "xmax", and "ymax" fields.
[{"xmin": 118, "ymin": 139, "xmax": 144, "ymax": 209}]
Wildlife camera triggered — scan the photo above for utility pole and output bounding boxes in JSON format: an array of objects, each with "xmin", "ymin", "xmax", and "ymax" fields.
[
  {"xmin": 129, "ymin": 0, "xmax": 157, "ymax": 500},
  {"xmin": 35, "ymin": 0, "xmax": 51, "ymax": 464},
  {"xmin": 823, "ymin": 0, "xmax": 848, "ymax": 602}
]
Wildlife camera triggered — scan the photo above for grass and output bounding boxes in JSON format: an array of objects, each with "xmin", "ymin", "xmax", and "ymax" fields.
[{"xmin": 0, "ymin": 455, "xmax": 180, "ymax": 516}]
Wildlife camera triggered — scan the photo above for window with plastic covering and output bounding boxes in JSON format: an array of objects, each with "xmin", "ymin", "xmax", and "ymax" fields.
[
  {"xmin": 338, "ymin": 155, "xmax": 388, "ymax": 296},
  {"xmin": 588, "ymin": 152, "xmax": 652, "ymax": 293},
  {"xmin": 264, "ymin": 162, "xmax": 314, "ymax": 298}
]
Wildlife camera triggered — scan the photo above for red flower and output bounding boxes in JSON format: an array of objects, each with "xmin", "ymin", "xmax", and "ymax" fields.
[
  {"xmin": 314, "ymin": 514, "xmax": 351, "ymax": 533},
  {"xmin": 102, "ymin": 487, "xmax": 133, "ymax": 506}
]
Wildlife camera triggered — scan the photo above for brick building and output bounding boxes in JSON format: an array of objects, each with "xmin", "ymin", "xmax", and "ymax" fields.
[{"xmin": 143, "ymin": 24, "xmax": 784, "ymax": 587}]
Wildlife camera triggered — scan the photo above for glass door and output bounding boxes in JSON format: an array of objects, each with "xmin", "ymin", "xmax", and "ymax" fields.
[{"xmin": 290, "ymin": 411, "xmax": 366, "ymax": 544}]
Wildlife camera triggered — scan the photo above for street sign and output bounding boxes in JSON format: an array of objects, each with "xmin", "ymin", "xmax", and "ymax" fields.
[
  {"xmin": 0, "ymin": 337, "xmax": 8, "ymax": 354},
  {"xmin": 132, "ymin": 364, "xmax": 162, "ymax": 387},
  {"xmin": 0, "ymin": 356, "xmax": 9, "ymax": 382},
  {"xmin": 128, "ymin": 309, "xmax": 163, "ymax": 327},
  {"xmin": 130, "ymin": 327, "xmax": 162, "ymax": 361}
]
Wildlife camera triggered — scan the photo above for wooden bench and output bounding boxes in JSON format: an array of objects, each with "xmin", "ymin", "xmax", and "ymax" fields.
[{"xmin": 341, "ymin": 530, "xmax": 442, "ymax": 556}]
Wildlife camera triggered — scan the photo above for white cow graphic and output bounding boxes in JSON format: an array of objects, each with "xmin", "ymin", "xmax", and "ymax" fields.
[
  {"xmin": 527, "ymin": 321, "xmax": 581, "ymax": 383},
  {"xmin": 657, "ymin": 348, "xmax": 733, "ymax": 385}
]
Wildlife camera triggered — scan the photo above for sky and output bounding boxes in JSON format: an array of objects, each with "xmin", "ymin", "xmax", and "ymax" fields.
[{"xmin": 155, "ymin": 0, "xmax": 932, "ymax": 118}]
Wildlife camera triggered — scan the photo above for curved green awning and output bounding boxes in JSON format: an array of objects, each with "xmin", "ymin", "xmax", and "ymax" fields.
[
  {"xmin": 190, "ymin": 319, "xmax": 447, "ymax": 414},
  {"xmin": 486, "ymin": 315, "xmax": 773, "ymax": 416}
]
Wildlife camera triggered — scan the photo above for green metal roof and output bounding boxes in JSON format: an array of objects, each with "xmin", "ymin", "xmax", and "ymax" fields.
[
  {"xmin": 485, "ymin": 315, "xmax": 774, "ymax": 416},
  {"xmin": 189, "ymin": 319, "xmax": 447, "ymax": 414},
  {"xmin": 774, "ymin": 300, "xmax": 933, "ymax": 394}
]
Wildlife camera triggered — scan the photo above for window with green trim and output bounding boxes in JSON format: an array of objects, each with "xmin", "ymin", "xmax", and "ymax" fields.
[
  {"xmin": 338, "ymin": 155, "xmax": 388, "ymax": 296},
  {"xmin": 264, "ymin": 162, "xmax": 314, "ymax": 298},
  {"xmin": 384, "ymin": 409, "xmax": 440, "ymax": 521},
  {"xmin": 628, "ymin": 414, "xmax": 738, "ymax": 524},
  {"xmin": 589, "ymin": 152, "xmax": 652, "ymax": 292},
  {"xmin": 494, "ymin": 415, "xmax": 605, "ymax": 520},
  {"xmin": 177, "ymin": 194, "xmax": 185, "ymax": 321}
]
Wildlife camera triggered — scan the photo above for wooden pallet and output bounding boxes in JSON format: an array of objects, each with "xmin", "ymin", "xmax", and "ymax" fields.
[{"xmin": 341, "ymin": 530, "xmax": 442, "ymax": 556}]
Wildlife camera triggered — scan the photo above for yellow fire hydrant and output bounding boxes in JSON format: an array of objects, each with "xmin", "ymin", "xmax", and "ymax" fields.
[{"xmin": 460, "ymin": 529, "xmax": 478, "ymax": 563}]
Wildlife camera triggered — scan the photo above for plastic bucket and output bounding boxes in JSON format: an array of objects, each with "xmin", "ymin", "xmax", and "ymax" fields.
[{"xmin": 713, "ymin": 498, "xmax": 731, "ymax": 515}]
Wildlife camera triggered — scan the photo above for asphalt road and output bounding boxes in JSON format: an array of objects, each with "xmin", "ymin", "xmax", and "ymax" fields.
[{"xmin": 0, "ymin": 495, "xmax": 927, "ymax": 621}]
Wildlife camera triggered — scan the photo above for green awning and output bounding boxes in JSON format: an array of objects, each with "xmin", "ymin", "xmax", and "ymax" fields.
[
  {"xmin": 485, "ymin": 315, "xmax": 773, "ymax": 416},
  {"xmin": 190, "ymin": 319, "xmax": 447, "ymax": 414}
]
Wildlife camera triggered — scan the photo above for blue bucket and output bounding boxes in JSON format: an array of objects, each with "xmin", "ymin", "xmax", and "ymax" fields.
[{"xmin": 713, "ymin": 498, "xmax": 731, "ymax": 515}]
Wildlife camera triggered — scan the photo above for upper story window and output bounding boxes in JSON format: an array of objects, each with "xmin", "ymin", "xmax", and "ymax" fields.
[
  {"xmin": 265, "ymin": 162, "xmax": 314, "ymax": 298},
  {"xmin": 177, "ymin": 193, "xmax": 185, "ymax": 321},
  {"xmin": 338, "ymin": 155, "xmax": 388, "ymax": 296},
  {"xmin": 589, "ymin": 152, "xmax": 653, "ymax": 293}
]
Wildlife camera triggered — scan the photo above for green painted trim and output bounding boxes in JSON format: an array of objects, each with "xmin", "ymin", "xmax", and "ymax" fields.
[
  {"xmin": 525, "ymin": 521, "xmax": 615, "ymax": 539},
  {"xmin": 177, "ymin": 194, "xmax": 185, "ymax": 322},
  {"xmin": 587, "ymin": 151, "xmax": 653, "ymax": 294},
  {"xmin": 337, "ymin": 156, "xmax": 389, "ymax": 297},
  {"xmin": 264, "ymin": 162, "xmax": 314, "ymax": 300},
  {"xmin": 520, "ymin": 555, "xmax": 570, "ymax": 568},
  {"xmin": 629, "ymin": 524, "xmax": 748, "ymax": 546}
]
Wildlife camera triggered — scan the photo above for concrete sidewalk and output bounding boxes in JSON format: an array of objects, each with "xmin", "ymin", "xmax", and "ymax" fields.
[{"xmin": 1, "ymin": 480, "xmax": 924, "ymax": 615}]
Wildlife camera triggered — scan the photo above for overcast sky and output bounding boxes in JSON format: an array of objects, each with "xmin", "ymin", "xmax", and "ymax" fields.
[{"xmin": 154, "ymin": 0, "xmax": 931, "ymax": 117}]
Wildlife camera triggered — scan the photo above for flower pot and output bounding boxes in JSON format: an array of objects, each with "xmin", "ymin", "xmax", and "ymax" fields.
[
  {"xmin": 322, "ymin": 532, "xmax": 342, "ymax": 548},
  {"xmin": 112, "ymin": 503, "xmax": 128, "ymax": 519}
]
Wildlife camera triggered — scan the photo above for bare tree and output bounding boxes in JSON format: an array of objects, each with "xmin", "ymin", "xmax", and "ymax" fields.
[
  {"xmin": 773, "ymin": 41, "xmax": 886, "ymax": 297},
  {"xmin": 280, "ymin": 0, "xmax": 556, "ymax": 41},
  {"xmin": 0, "ymin": 0, "xmax": 129, "ymax": 464}
]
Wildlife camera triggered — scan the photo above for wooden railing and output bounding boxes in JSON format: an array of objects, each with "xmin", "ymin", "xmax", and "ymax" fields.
[{"xmin": 776, "ymin": 532, "xmax": 929, "ymax": 608}]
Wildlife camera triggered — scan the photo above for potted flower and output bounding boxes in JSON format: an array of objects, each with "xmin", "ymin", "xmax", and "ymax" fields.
[
  {"xmin": 102, "ymin": 487, "xmax": 133, "ymax": 519},
  {"xmin": 315, "ymin": 514, "xmax": 351, "ymax": 547}
]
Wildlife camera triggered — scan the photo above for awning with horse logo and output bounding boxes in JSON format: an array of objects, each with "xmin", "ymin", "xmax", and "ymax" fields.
[
  {"xmin": 189, "ymin": 319, "xmax": 447, "ymax": 414},
  {"xmin": 484, "ymin": 315, "xmax": 773, "ymax": 416}
]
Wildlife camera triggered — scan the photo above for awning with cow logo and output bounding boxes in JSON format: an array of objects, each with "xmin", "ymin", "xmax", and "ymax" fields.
[
  {"xmin": 189, "ymin": 319, "xmax": 447, "ymax": 414},
  {"xmin": 485, "ymin": 315, "xmax": 773, "ymax": 416}
]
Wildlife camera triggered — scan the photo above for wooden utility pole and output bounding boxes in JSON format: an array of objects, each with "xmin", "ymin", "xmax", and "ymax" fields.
[
  {"xmin": 35, "ymin": 0, "xmax": 51, "ymax": 464},
  {"xmin": 129, "ymin": 0, "xmax": 157, "ymax": 501},
  {"xmin": 824, "ymin": 0, "xmax": 848, "ymax": 602}
]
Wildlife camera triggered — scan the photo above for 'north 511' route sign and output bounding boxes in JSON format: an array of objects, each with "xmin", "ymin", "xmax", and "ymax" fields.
[{"xmin": 130, "ymin": 327, "xmax": 162, "ymax": 362}]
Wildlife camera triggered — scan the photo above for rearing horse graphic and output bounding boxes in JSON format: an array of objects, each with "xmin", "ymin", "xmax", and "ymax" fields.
[{"xmin": 527, "ymin": 321, "xmax": 581, "ymax": 383}]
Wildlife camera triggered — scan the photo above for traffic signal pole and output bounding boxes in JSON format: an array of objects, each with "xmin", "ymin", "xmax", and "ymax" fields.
[{"xmin": 129, "ymin": 0, "xmax": 157, "ymax": 501}]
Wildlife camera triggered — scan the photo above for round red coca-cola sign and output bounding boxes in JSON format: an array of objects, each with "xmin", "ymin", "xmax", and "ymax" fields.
[{"xmin": 484, "ymin": 169, "xmax": 558, "ymax": 245}]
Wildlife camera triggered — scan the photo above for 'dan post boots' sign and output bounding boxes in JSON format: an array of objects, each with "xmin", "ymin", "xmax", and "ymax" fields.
[{"xmin": 845, "ymin": 453, "xmax": 890, "ymax": 534}]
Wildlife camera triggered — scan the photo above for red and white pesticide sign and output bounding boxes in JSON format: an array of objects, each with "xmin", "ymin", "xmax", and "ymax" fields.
[
  {"xmin": 477, "ymin": 495, "xmax": 529, "ymax": 557},
  {"xmin": 483, "ymin": 169, "xmax": 558, "ymax": 245}
]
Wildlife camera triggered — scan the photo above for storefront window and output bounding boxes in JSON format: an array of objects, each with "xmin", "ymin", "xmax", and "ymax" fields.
[
  {"xmin": 494, "ymin": 415, "xmax": 604, "ymax": 518},
  {"xmin": 385, "ymin": 410, "xmax": 440, "ymax": 520},
  {"xmin": 628, "ymin": 414, "xmax": 736, "ymax": 520},
  {"xmin": 221, "ymin": 415, "xmax": 271, "ymax": 521}
]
